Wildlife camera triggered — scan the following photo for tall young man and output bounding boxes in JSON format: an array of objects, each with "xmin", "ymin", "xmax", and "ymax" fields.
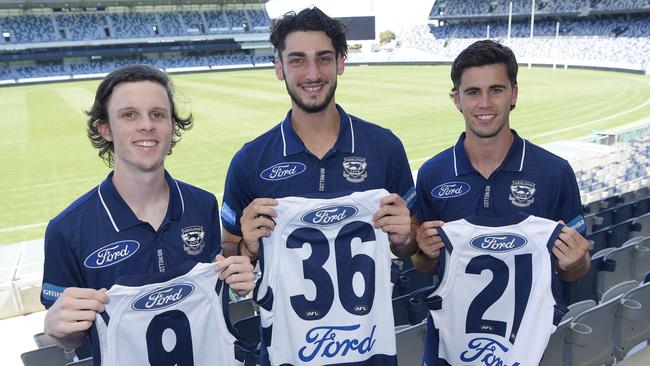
[
  {"xmin": 41, "ymin": 65, "xmax": 255, "ymax": 359},
  {"xmin": 220, "ymin": 7, "xmax": 417, "ymax": 365},
  {"xmin": 413, "ymin": 40, "xmax": 591, "ymax": 365},
  {"xmin": 413, "ymin": 40, "xmax": 589, "ymax": 279}
]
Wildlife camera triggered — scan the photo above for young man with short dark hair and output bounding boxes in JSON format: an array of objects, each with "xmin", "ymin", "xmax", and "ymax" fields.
[{"xmin": 41, "ymin": 65, "xmax": 255, "ymax": 361}]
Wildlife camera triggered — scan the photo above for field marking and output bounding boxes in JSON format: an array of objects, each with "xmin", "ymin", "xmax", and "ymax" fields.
[
  {"xmin": 530, "ymin": 98, "xmax": 650, "ymax": 139},
  {"xmin": 0, "ymin": 222, "xmax": 47, "ymax": 233},
  {"xmin": 0, "ymin": 176, "xmax": 98, "ymax": 194}
]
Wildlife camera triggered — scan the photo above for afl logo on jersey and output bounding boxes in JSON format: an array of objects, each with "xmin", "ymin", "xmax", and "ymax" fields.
[
  {"xmin": 301, "ymin": 205, "xmax": 358, "ymax": 226},
  {"xmin": 260, "ymin": 162, "xmax": 306, "ymax": 181},
  {"xmin": 470, "ymin": 233, "xmax": 527, "ymax": 252},
  {"xmin": 431, "ymin": 182, "xmax": 471, "ymax": 199},
  {"xmin": 131, "ymin": 283, "xmax": 195, "ymax": 311},
  {"xmin": 84, "ymin": 240, "xmax": 140, "ymax": 268}
]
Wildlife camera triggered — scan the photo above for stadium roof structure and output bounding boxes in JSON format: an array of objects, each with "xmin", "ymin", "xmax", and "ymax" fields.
[{"xmin": 0, "ymin": 0, "xmax": 265, "ymax": 10}]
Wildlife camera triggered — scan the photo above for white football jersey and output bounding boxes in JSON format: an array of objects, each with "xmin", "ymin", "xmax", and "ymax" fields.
[
  {"xmin": 257, "ymin": 189, "xmax": 397, "ymax": 365},
  {"xmin": 95, "ymin": 262, "xmax": 245, "ymax": 366},
  {"xmin": 425, "ymin": 214, "xmax": 565, "ymax": 366}
]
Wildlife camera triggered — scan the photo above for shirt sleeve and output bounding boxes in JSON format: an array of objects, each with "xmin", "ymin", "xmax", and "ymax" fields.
[
  {"xmin": 41, "ymin": 221, "xmax": 85, "ymax": 309},
  {"xmin": 554, "ymin": 163, "xmax": 586, "ymax": 234},
  {"xmin": 414, "ymin": 163, "xmax": 439, "ymax": 223},
  {"xmin": 385, "ymin": 133, "xmax": 416, "ymax": 212},
  {"xmin": 221, "ymin": 149, "xmax": 255, "ymax": 236},
  {"xmin": 207, "ymin": 194, "xmax": 222, "ymax": 259}
]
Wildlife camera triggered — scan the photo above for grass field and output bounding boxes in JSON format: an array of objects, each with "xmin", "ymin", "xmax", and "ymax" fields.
[{"xmin": 1, "ymin": 65, "xmax": 649, "ymax": 245}]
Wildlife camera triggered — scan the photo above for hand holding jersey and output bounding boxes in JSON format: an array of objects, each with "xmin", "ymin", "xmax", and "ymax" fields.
[
  {"xmin": 44, "ymin": 288, "xmax": 109, "ymax": 351},
  {"xmin": 553, "ymin": 224, "xmax": 590, "ymax": 280},
  {"xmin": 372, "ymin": 193, "xmax": 414, "ymax": 256},
  {"xmin": 43, "ymin": 256, "xmax": 253, "ymax": 353},
  {"xmin": 214, "ymin": 254, "xmax": 256, "ymax": 295},
  {"xmin": 239, "ymin": 194, "xmax": 413, "ymax": 260},
  {"xmin": 239, "ymin": 198, "xmax": 279, "ymax": 259}
]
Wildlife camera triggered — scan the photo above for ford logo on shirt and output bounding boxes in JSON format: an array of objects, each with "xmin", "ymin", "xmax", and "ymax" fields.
[
  {"xmin": 470, "ymin": 233, "xmax": 527, "ymax": 252},
  {"xmin": 431, "ymin": 182, "xmax": 471, "ymax": 199},
  {"xmin": 84, "ymin": 240, "xmax": 140, "ymax": 268},
  {"xmin": 301, "ymin": 205, "xmax": 358, "ymax": 226},
  {"xmin": 260, "ymin": 162, "xmax": 306, "ymax": 181},
  {"xmin": 131, "ymin": 284, "xmax": 195, "ymax": 311}
]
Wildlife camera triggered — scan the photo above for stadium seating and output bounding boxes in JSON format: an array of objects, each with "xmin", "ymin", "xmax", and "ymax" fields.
[
  {"xmin": 600, "ymin": 280, "xmax": 639, "ymax": 302},
  {"xmin": 20, "ymin": 345, "xmax": 67, "ymax": 366},
  {"xmin": 394, "ymin": 268, "xmax": 435, "ymax": 297},
  {"xmin": 598, "ymin": 242, "xmax": 647, "ymax": 296},
  {"xmin": 232, "ymin": 315, "xmax": 261, "ymax": 366},
  {"xmin": 229, "ymin": 297, "xmax": 257, "ymax": 323},
  {"xmin": 566, "ymin": 295, "xmax": 621, "ymax": 365},
  {"xmin": 562, "ymin": 248, "xmax": 615, "ymax": 304},
  {"xmin": 634, "ymin": 237, "xmax": 650, "ymax": 281},
  {"xmin": 396, "ymin": 321, "xmax": 427, "ymax": 366},
  {"xmin": 32, "ymin": 332, "xmax": 54, "ymax": 349},
  {"xmin": 615, "ymin": 281, "xmax": 650, "ymax": 358},
  {"xmin": 66, "ymin": 358, "xmax": 93, "ymax": 366},
  {"xmin": 392, "ymin": 286, "xmax": 432, "ymax": 328}
]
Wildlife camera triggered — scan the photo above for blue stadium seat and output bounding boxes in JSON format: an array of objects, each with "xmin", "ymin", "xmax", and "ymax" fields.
[
  {"xmin": 392, "ymin": 286, "xmax": 432, "ymax": 327},
  {"xmin": 394, "ymin": 268, "xmax": 434, "ymax": 297},
  {"xmin": 232, "ymin": 315, "xmax": 260, "ymax": 366}
]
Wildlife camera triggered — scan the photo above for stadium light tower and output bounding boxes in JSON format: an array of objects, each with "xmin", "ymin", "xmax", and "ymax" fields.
[
  {"xmin": 528, "ymin": 0, "xmax": 536, "ymax": 68},
  {"xmin": 507, "ymin": 1, "xmax": 513, "ymax": 40}
]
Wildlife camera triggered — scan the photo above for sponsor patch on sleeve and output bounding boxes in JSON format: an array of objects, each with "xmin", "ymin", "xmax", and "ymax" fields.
[
  {"xmin": 220, "ymin": 202, "xmax": 237, "ymax": 226},
  {"xmin": 41, "ymin": 282, "xmax": 66, "ymax": 303},
  {"xmin": 402, "ymin": 186, "xmax": 416, "ymax": 210},
  {"xmin": 567, "ymin": 215, "xmax": 586, "ymax": 234}
]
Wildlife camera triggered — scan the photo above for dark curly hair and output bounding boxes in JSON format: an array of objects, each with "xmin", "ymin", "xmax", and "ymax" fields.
[
  {"xmin": 86, "ymin": 64, "xmax": 192, "ymax": 167},
  {"xmin": 270, "ymin": 7, "xmax": 348, "ymax": 61}
]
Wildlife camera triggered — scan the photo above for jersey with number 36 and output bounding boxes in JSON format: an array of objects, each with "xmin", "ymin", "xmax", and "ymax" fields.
[
  {"xmin": 257, "ymin": 189, "xmax": 397, "ymax": 366},
  {"xmin": 424, "ymin": 214, "xmax": 566, "ymax": 366},
  {"xmin": 95, "ymin": 262, "xmax": 246, "ymax": 366}
]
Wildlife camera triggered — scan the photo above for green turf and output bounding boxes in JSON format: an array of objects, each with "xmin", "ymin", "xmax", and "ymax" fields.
[{"xmin": 1, "ymin": 65, "xmax": 649, "ymax": 245}]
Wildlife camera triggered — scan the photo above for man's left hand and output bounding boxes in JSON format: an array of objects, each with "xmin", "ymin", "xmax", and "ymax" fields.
[
  {"xmin": 552, "ymin": 224, "xmax": 590, "ymax": 281},
  {"xmin": 373, "ymin": 193, "xmax": 416, "ymax": 257},
  {"xmin": 215, "ymin": 254, "xmax": 255, "ymax": 296}
]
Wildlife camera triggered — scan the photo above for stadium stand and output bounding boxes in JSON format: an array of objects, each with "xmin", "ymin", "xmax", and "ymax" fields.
[{"xmin": 0, "ymin": 2, "xmax": 273, "ymax": 82}]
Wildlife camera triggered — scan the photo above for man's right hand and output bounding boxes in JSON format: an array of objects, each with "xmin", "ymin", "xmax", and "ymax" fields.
[
  {"xmin": 240, "ymin": 198, "xmax": 278, "ymax": 258},
  {"xmin": 44, "ymin": 287, "xmax": 108, "ymax": 350},
  {"xmin": 412, "ymin": 220, "xmax": 446, "ymax": 273}
]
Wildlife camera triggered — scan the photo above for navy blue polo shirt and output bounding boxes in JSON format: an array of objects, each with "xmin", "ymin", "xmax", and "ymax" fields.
[
  {"xmin": 415, "ymin": 130, "xmax": 585, "ymax": 233},
  {"xmin": 41, "ymin": 170, "xmax": 221, "ymax": 308},
  {"xmin": 221, "ymin": 104, "xmax": 415, "ymax": 236}
]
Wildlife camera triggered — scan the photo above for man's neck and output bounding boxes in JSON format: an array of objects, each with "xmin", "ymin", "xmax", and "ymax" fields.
[
  {"xmin": 464, "ymin": 129, "xmax": 514, "ymax": 179},
  {"xmin": 291, "ymin": 102, "xmax": 340, "ymax": 159},
  {"xmin": 112, "ymin": 165, "xmax": 169, "ymax": 230}
]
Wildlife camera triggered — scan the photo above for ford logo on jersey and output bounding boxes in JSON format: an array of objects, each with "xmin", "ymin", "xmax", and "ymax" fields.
[
  {"xmin": 470, "ymin": 234, "xmax": 527, "ymax": 252},
  {"xmin": 260, "ymin": 162, "xmax": 306, "ymax": 181},
  {"xmin": 131, "ymin": 283, "xmax": 195, "ymax": 311},
  {"xmin": 460, "ymin": 337, "xmax": 519, "ymax": 366},
  {"xmin": 301, "ymin": 205, "xmax": 358, "ymax": 226},
  {"xmin": 431, "ymin": 182, "xmax": 471, "ymax": 199},
  {"xmin": 298, "ymin": 324, "xmax": 376, "ymax": 362},
  {"xmin": 84, "ymin": 240, "xmax": 140, "ymax": 268}
]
